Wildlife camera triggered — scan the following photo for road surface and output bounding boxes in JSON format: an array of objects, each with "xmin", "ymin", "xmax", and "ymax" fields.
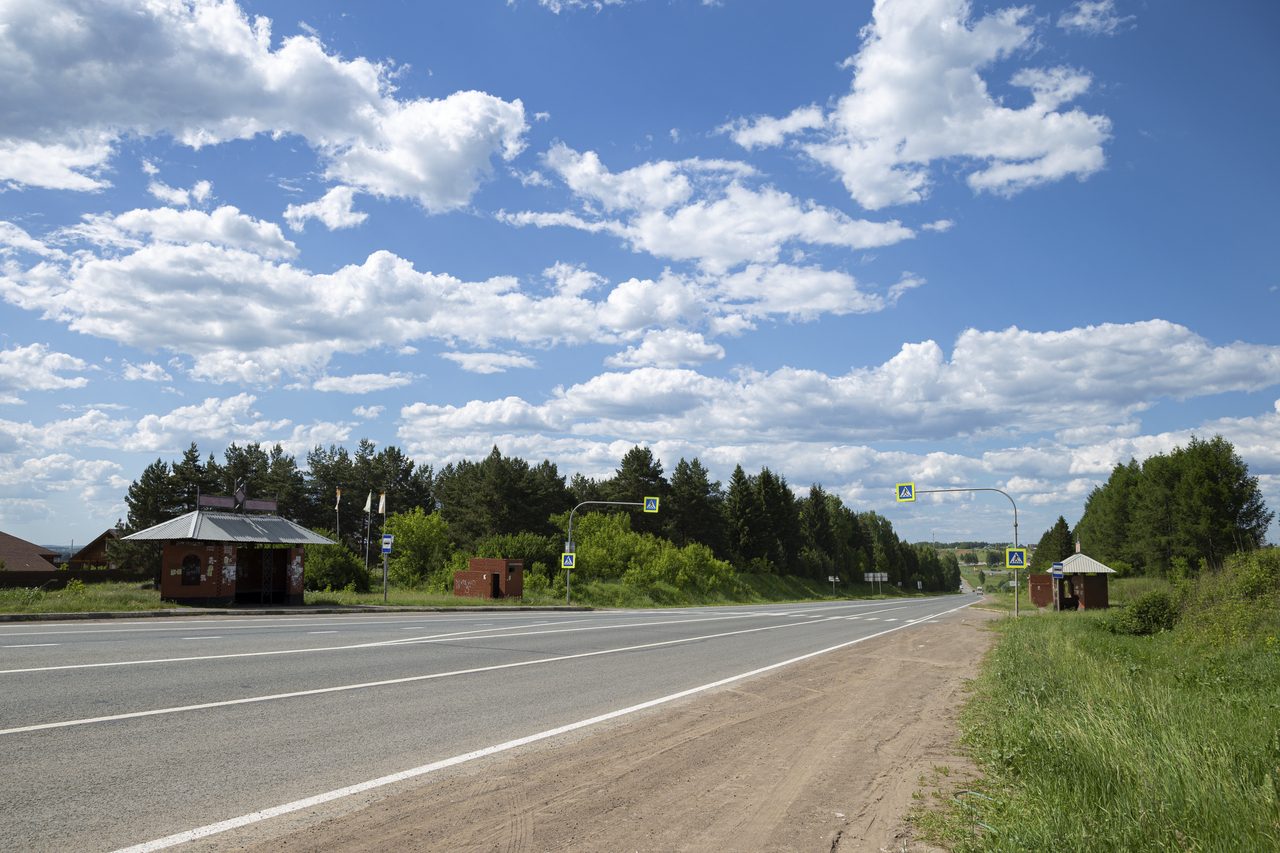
[{"xmin": 0, "ymin": 595, "xmax": 976, "ymax": 852}]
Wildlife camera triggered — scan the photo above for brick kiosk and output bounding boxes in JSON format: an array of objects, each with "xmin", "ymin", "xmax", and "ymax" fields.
[
  {"xmin": 123, "ymin": 509, "xmax": 334, "ymax": 607},
  {"xmin": 454, "ymin": 558, "xmax": 523, "ymax": 600}
]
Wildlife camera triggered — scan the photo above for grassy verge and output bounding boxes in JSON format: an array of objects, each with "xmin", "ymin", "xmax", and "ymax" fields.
[
  {"xmin": 307, "ymin": 574, "xmax": 932, "ymax": 609},
  {"xmin": 916, "ymin": 553, "xmax": 1280, "ymax": 852},
  {"xmin": 1, "ymin": 572, "xmax": 951, "ymax": 613},
  {"xmin": 0, "ymin": 581, "xmax": 180, "ymax": 613}
]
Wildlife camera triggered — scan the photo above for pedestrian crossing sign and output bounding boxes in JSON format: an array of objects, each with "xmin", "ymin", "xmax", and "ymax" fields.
[
  {"xmin": 561, "ymin": 553, "xmax": 575, "ymax": 569},
  {"xmin": 644, "ymin": 496, "xmax": 659, "ymax": 512},
  {"xmin": 1006, "ymin": 548, "xmax": 1026, "ymax": 568},
  {"xmin": 896, "ymin": 483, "xmax": 915, "ymax": 502}
]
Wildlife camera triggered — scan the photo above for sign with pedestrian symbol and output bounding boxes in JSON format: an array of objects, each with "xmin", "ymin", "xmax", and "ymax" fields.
[
  {"xmin": 561, "ymin": 553, "xmax": 575, "ymax": 569},
  {"xmin": 896, "ymin": 483, "xmax": 915, "ymax": 502},
  {"xmin": 1006, "ymin": 547, "xmax": 1026, "ymax": 568},
  {"xmin": 644, "ymin": 496, "xmax": 659, "ymax": 513}
]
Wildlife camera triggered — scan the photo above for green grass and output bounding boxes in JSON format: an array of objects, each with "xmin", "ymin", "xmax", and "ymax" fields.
[
  {"xmin": 1, "ymin": 572, "xmax": 954, "ymax": 613},
  {"xmin": 307, "ymin": 574, "xmax": 932, "ymax": 609},
  {"xmin": 914, "ymin": 560, "xmax": 1280, "ymax": 852},
  {"xmin": 0, "ymin": 581, "xmax": 180, "ymax": 614}
]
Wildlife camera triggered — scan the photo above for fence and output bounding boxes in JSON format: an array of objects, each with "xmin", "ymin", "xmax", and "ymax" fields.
[{"xmin": 0, "ymin": 570, "xmax": 153, "ymax": 590}]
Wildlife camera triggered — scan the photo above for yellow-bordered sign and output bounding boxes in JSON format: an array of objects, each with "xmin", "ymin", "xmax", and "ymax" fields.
[
  {"xmin": 896, "ymin": 483, "xmax": 915, "ymax": 502},
  {"xmin": 561, "ymin": 553, "xmax": 575, "ymax": 569},
  {"xmin": 1006, "ymin": 548, "xmax": 1026, "ymax": 569},
  {"xmin": 643, "ymin": 496, "xmax": 659, "ymax": 513}
]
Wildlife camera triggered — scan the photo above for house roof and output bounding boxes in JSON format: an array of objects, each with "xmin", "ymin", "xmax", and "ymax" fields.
[
  {"xmin": 1058, "ymin": 553, "xmax": 1116, "ymax": 574},
  {"xmin": 121, "ymin": 511, "xmax": 335, "ymax": 545},
  {"xmin": 70, "ymin": 528, "xmax": 118, "ymax": 562},
  {"xmin": 0, "ymin": 530, "xmax": 60, "ymax": 570}
]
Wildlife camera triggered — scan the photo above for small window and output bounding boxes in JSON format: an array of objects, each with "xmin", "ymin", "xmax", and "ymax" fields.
[{"xmin": 181, "ymin": 554, "xmax": 201, "ymax": 586}]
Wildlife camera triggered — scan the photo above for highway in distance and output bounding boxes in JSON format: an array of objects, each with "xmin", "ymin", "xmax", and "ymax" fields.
[{"xmin": 0, "ymin": 595, "xmax": 975, "ymax": 852}]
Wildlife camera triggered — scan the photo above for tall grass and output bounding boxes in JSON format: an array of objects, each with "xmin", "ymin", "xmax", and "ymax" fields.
[
  {"xmin": 0, "ymin": 581, "xmax": 179, "ymax": 614},
  {"xmin": 921, "ymin": 552, "xmax": 1280, "ymax": 852}
]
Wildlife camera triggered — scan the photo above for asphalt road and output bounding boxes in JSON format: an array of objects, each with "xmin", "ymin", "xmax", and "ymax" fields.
[{"xmin": 0, "ymin": 595, "xmax": 976, "ymax": 853}]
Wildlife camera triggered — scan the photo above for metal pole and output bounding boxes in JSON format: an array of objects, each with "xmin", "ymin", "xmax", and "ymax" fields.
[
  {"xmin": 383, "ymin": 552, "xmax": 388, "ymax": 604},
  {"xmin": 911, "ymin": 487, "xmax": 1020, "ymax": 616},
  {"xmin": 565, "ymin": 500, "xmax": 647, "ymax": 604}
]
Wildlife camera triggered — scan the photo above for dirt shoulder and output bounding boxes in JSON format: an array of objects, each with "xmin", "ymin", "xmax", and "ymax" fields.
[{"xmin": 233, "ymin": 607, "xmax": 997, "ymax": 853}]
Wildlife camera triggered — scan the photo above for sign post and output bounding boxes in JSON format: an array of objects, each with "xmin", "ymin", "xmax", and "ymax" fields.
[
  {"xmin": 381, "ymin": 534, "xmax": 394, "ymax": 604},
  {"xmin": 892, "ymin": 483, "xmax": 1021, "ymax": 614},
  {"xmin": 1006, "ymin": 547, "xmax": 1026, "ymax": 617},
  {"xmin": 563, "ymin": 499, "xmax": 658, "ymax": 604},
  {"xmin": 1051, "ymin": 561, "xmax": 1064, "ymax": 612}
]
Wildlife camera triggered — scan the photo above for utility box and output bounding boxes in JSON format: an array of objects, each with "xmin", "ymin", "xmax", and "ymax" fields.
[{"xmin": 454, "ymin": 558, "xmax": 523, "ymax": 599}]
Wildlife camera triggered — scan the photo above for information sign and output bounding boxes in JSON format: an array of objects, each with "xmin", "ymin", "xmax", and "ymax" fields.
[
  {"xmin": 561, "ymin": 553, "xmax": 575, "ymax": 569},
  {"xmin": 1006, "ymin": 547, "xmax": 1026, "ymax": 569},
  {"xmin": 1051, "ymin": 561, "xmax": 1064, "ymax": 579},
  {"xmin": 896, "ymin": 483, "xmax": 915, "ymax": 502},
  {"xmin": 643, "ymin": 497, "xmax": 660, "ymax": 513},
  {"xmin": 381, "ymin": 534, "xmax": 394, "ymax": 554}
]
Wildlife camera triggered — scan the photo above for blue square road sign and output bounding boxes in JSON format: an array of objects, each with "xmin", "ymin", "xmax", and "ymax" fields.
[
  {"xmin": 896, "ymin": 483, "xmax": 915, "ymax": 502},
  {"xmin": 643, "ymin": 497, "xmax": 659, "ymax": 513},
  {"xmin": 1006, "ymin": 548, "xmax": 1026, "ymax": 568},
  {"xmin": 561, "ymin": 553, "xmax": 575, "ymax": 569},
  {"xmin": 381, "ymin": 534, "xmax": 394, "ymax": 554}
]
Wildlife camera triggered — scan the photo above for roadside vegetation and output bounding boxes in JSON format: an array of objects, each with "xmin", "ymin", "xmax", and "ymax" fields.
[
  {"xmin": 0, "ymin": 580, "xmax": 180, "ymax": 614},
  {"xmin": 915, "ymin": 436, "xmax": 1278, "ymax": 852}
]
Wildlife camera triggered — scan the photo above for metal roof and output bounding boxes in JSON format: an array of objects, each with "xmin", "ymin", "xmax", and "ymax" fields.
[
  {"xmin": 121, "ymin": 511, "xmax": 335, "ymax": 545},
  {"xmin": 1059, "ymin": 553, "xmax": 1116, "ymax": 574}
]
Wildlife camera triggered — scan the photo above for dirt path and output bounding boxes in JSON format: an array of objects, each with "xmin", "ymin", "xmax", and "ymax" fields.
[{"xmin": 230, "ymin": 607, "xmax": 997, "ymax": 853}]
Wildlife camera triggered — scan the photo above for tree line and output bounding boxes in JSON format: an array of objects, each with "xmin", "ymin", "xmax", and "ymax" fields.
[
  {"xmin": 119, "ymin": 442, "xmax": 960, "ymax": 593},
  {"xmin": 1056, "ymin": 435, "xmax": 1271, "ymax": 576}
]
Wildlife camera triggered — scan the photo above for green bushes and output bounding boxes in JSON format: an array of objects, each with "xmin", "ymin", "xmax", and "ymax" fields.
[
  {"xmin": 384, "ymin": 507, "xmax": 451, "ymax": 589},
  {"xmin": 1109, "ymin": 589, "xmax": 1178, "ymax": 635},
  {"xmin": 304, "ymin": 529, "xmax": 372, "ymax": 592}
]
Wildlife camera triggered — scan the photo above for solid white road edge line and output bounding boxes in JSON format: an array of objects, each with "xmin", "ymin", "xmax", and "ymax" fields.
[{"xmin": 108, "ymin": 598, "xmax": 975, "ymax": 853}]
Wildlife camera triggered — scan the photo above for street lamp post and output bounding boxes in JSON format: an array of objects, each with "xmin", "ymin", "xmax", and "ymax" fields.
[
  {"xmin": 564, "ymin": 500, "xmax": 648, "ymax": 604},
  {"xmin": 908, "ymin": 487, "xmax": 1021, "ymax": 617}
]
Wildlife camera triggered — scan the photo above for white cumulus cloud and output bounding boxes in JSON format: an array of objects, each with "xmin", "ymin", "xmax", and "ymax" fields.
[
  {"xmin": 312, "ymin": 372, "xmax": 415, "ymax": 393},
  {"xmin": 284, "ymin": 186, "xmax": 369, "ymax": 232},
  {"xmin": 723, "ymin": 0, "xmax": 1112, "ymax": 209},
  {"xmin": 440, "ymin": 352, "xmax": 537, "ymax": 374},
  {"xmin": 0, "ymin": 343, "xmax": 90, "ymax": 400},
  {"xmin": 0, "ymin": 0, "xmax": 527, "ymax": 209}
]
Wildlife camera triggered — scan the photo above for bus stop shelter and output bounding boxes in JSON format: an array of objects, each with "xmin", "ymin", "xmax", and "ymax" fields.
[
  {"xmin": 123, "ymin": 510, "xmax": 334, "ymax": 606},
  {"xmin": 1029, "ymin": 553, "xmax": 1116, "ymax": 611}
]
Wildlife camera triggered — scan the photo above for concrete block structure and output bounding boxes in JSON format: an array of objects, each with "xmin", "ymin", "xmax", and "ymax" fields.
[{"xmin": 454, "ymin": 558, "xmax": 523, "ymax": 599}]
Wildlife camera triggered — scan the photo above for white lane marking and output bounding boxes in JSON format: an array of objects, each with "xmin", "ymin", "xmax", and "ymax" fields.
[
  {"xmin": 308, "ymin": 632, "xmax": 338, "ymax": 635},
  {"xmin": 182, "ymin": 637, "xmax": 222, "ymax": 641},
  {"xmin": 0, "ymin": 602, "xmax": 970, "ymax": 737},
  {"xmin": 107, "ymin": 598, "xmax": 977, "ymax": 853},
  {"xmin": 2, "ymin": 643, "xmax": 60, "ymax": 648},
  {"xmin": 0, "ymin": 613, "xmax": 771, "ymax": 675},
  {"xmin": 0, "ymin": 613, "xmax": 567, "ymax": 638}
]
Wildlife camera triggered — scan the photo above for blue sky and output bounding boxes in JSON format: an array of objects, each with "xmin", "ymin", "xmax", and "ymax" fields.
[{"xmin": 2, "ymin": 0, "xmax": 1278, "ymax": 548}]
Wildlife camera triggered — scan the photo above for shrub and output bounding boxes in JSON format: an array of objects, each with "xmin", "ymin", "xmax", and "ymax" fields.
[
  {"xmin": 305, "ymin": 529, "xmax": 372, "ymax": 593},
  {"xmin": 1111, "ymin": 589, "xmax": 1178, "ymax": 635},
  {"xmin": 385, "ymin": 507, "xmax": 451, "ymax": 588}
]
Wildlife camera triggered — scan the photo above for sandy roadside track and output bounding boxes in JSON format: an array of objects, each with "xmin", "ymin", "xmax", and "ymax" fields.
[{"xmin": 212, "ymin": 605, "xmax": 998, "ymax": 853}]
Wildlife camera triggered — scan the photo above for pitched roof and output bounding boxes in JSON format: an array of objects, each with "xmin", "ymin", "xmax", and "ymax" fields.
[
  {"xmin": 0, "ymin": 530, "xmax": 60, "ymax": 570},
  {"xmin": 1059, "ymin": 553, "xmax": 1116, "ymax": 574},
  {"xmin": 121, "ymin": 511, "xmax": 335, "ymax": 545}
]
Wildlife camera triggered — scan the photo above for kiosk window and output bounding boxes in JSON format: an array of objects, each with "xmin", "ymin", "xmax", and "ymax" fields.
[{"xmin": 181, "ymin": 554, "xmax": 201, "ymax": 586}]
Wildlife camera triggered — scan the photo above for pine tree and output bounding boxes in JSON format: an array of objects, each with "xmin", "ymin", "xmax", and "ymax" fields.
[
  {"xmin": 1030, "ymin": 516, "xmax": 1074, "ymax": 572},
  {"xmin": 604, "ymin": 446, "xmax": 667, "ymax": 536},
  {"xmin": 124, "ymin": 459, "xmax": 178, "ymax": 531},
  {"xmin": 725, "ymin": 464, "xmax": 767, "ymax": 568},
  {"xmin": 665, "ymin": 458, "xmax": 728, "ymax": 556}
]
